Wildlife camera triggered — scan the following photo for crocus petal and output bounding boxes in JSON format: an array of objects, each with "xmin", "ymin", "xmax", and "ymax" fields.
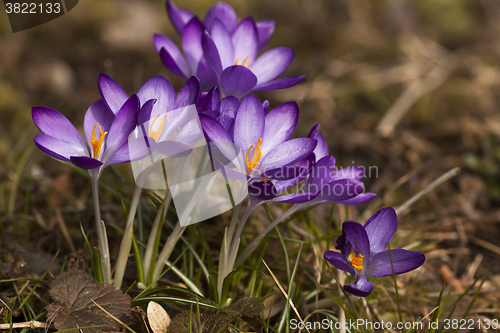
[
  {"xmin": 233, "ymin": 94, "xmax": 264, "ymax": 153},
  {"xmin": 317, "ymin": 179, "xmax": 365, "ymax": 203},
  {"xmin": 166, "ymin": 0, "xmax": 195, "ymax": 35},
  {"xmin": 248, "ymin": 179, "xmax": 277, "ymax": 200},
  {"xmin": 34, "ymin": 134, "xmax": 85, "ymax": 162},
  {"xmin": 154, "ymin": 33, "xmax": 189, "ymax": 76},
  {"xmin": 308, "ymin": 124, "xmax": 329, "ymax": 160},
  {"xmin": 262, "ymin": 100, "xmax": 269, "ymax": 114},
  {"xmin": 201, "ymin": 31, "xmax": 223, "ymax": 75},
  {"xmin": 220, "ymin": 65, "xmax": 258, "ymax": 98},
  {"xmin": 274, "ymin": 153, "xmax": 315, "ymax": 194},
  {"xmin": 101, "ymin": 95, "xmax": 140, "ymax": 166},
  {"xmin": 137, "ymin": 99, "xmax": 157, "ymax": 130},
  {"xmin": 366, "ymin": 249, "xmax": 425, "ymax": 278},
  {"xmin": 199, "ymin": 114, "xmax": 240, "ymax": 162},
  {"xmin": 304, "ymin": 155, "xmax": 335, "ymax": 193},
  {"xmin": 331, "ymin": 166, "xmax": 367, "ymax": 182},
  {"xmin": 174, "ymin": 117, "xmax": 204, "ymax": 144},
  {"xmin": 182, "ymin": 17, "xmax": 205, "ymax": 73},
  {"xmin": 106, "ymin": 137, "xmax": 157, "ymax": 165},
  {"xmin": 32, "ymin": 106, "xmax": 87, "ymax": 150},
  {"xmin": 70, "ymin": 156, "xmax": 103, "ymax": 169},
  {"xmin": 254, "ymin": 75, "xmax": 305, "ymax": 91},
  {"xmin": 261, "ymin": 165, "xmax": 304, "ymax": 180},
  {"xmin": 256, "ymin": 20, "xmax": 275, "ymax": 51},
  {"xmin": 175, "ymin": 76, "xmax": 201, "ymax": 109},
  {"xmin": 220, "ymin": 96, "xmax": 240, "ymax": 114},
  {"xmin": 210, "ymin": 18, "xmax": 234, "ymax": 69},
  {"xmin": 324, "ymin": 250, "xmax": 355, "ymax": 276},
  {"xmin": 98, "ymin": 73, "xmax": 129, "ymax": 115},
  {"xmin": 137, "ymin": 76, "xmax": 175, "ymax": 116},
  {"xmin": 261, "ymin": 101, "xmax": 299, "ymax": 157},
  {"xmin": 217, "ymin": 107, "xmax": 236, "ymax": 132},
  {"xmin": 204, "ymin": 2, "xmax": 237, "ymax": 33},
  {"xmin": 159, "ymin": 47, "xmax": 189, "ymax": 79},
  {"xmin": 84, "ymin": 99, "xmax": 116, "ymax": 146},
  {"xmin": 259, "ymin": 138, "xmax": 317, "ymax": 170},
  {"xmin": 342, "ymin": 221, "xmax": 371, "ymax": 261},
  {"xmin": 232, "ymin": 17, "xmax": 258, "ymax": 63},
  {"xmin": 196, "ymin": 57, "xmax": 219, "ymax": 91},
  {"xmin": 344, "ymin": 275, "xmax": 374, "ymax": 297},
  {"xmin": 251, "ymin": 47, "xmax": 294, "ymax": 85},
  {"xmin": 270, "ymin": 192, "xmax": 318, "ymax": 204},
  {"xmin": 363, "ymin": 207, "xmax": 398, "ymax": 256},
  {"xmin": 197, "ymin": 86, "xmax": 221, "ymax": 113},
  {"xmin": 333, "ymin": 192, "xmax": 376, "ymax": 205}
]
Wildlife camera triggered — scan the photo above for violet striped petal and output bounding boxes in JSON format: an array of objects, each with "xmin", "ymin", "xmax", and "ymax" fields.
[
  {"xmin": 363, "ymin": 207, "xmax": 398, "ymax": 256},
  {"xmin": 84, "ymin": 99, "xmax": 116, "ymax": 146},
  {"xmin": 261, "ymin": 102, "xmax": 299, "ymax": 157},
  {"xmin": 270, "ymin": 192, "xmax": 318, "ymax": 204},
  {"xmin": 220, "ymin": 65, "xmax": 257, "ymax": 99},
  {"xmin": 137, "ymin": 76, "xmax": 175, "ymax": 116},
  {"xmin": 366, "ymin": 249, "xmax": 425, "ymax": 278},
  {"xmin": 324, "ymin": 251, "xmax": 355, "ymax": 276},
  {"xmin": 106, "ymin": 137, "xmax": 157, "ymax": 165},
  {"xmin": 331, "ymin": 166, "xmax": 367, "ymax": 182},
  {"xmin": 317, "ymin": 179, "xmax": 365, "ymax": 203},
  {"xmin": 256, "ymin": 20, "xmax": 275, "ymax": 51},
  {"xmin": 34, "ymin": 134, "xmax": 85, "ymax": 162},
  {"xmin": 259, "ymin": 138, "xmax": 317, "ymax": 170},
  {"xmin": 201, "ymin": 31, "xmax": 223, "ymax": 75},
  {"xmin": 261, "ymin": 165, "xmax": 303, "ymax": 180},
  {"xmin": 211, "ymin": 18, "xmax": 234, "ymax": 69},
  {"xmin": 251, "ymin": 47, "xmax": 295, "ymax": 85},
  {"xmin": 175, "ymin": 76, "xmax": 201, "ymax": 109},
  {"xmin": 101, "ymin": 95, "xmax": 140, "ymax": 166},
  {"xmin": 342, "ymin": 221, "xmax": 371, "ymax": 261},
  {"xmin": 308, "ymin": 124, "xmax": 329, "ymax": 160},
  {"xmin": 196, "ymin": 57, "xmax": 219, "ymax": 91},
  {"xmin": 98, "ymin": 73, "xmax": 129, "ymax": 115},
  {"xmin": 159, "ymin": 47, "xmax": 189, "ymax": 79},
  {"xmin": 274, "ymin": 153, "xmax": 315, "ymax": 194},
  {"xmin": 233, "ymin": 94, "xmax": 264, "ymax": 153},
  {"xmin": 137, "ymin": 99, "xmax": 157, "ymax": 131},
  {"xmin": 254, "ymin": 75, "xmax": 305, "ymax": 91},
  {"xmin": 32, "ymin": 106, "xmax": 86, "ymax": 149},
  {"xmin": 304, "ymin": 156, "xmax": 335, "ymax": 193},
  {"xmin": 204, "ymin": 2, "xmax": 237, "ymax": 33},
  {"xmin": 232, "ymin": 17, "xmax": 258, "ymax": 64},
  {"xmin": 344, "ymin": 276, "xmax": 373, "ymax": 297},
  {"xmin": 166, "ymin": 0, "xmax": 195, "ymax": 35},
  {"xmin": 332, "ymin": 192, "xmax": 376, "ymax": 206},
  {"xmin": 182, "ymin": 17, "xmax": 205, "ymax": 73}
]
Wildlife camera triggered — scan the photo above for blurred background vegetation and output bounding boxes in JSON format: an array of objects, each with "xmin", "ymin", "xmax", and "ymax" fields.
[{"xmin": 1, "ymin": 0, "xmax": 500, "ymax": 326}]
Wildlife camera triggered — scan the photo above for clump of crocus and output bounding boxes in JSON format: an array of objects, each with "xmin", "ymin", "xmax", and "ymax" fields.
[{"xmin": 324, "ymin": 207, "xmax": 425, "ymax": 297}]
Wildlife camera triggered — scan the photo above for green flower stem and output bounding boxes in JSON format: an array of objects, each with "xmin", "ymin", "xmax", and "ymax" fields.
[
  {"xmin": 113, "ymin": 184, "xmax": 143, "ymax": 289},
  {"xmin": 91, "ymin": 174, "xmax": 112, "ymax": 284},
  {"xmin": 151, "ymin": 222, "xmax": 186, "ymax": 285},
  {"xmin": 234, "ymin": 202, "xmax": 306, "ymax": 267},
  {"xmin": 225, "ymin": 202, "xmax": 242, "ymax": 249}
]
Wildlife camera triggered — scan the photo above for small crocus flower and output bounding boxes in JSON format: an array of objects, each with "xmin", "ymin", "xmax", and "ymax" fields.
[
  {"xmin": 324, "ymin": 207, "xmax": 425, "ymax": 297},
  {"xmin": 199, "ymin": 94, "xmax": 317, "ymax": 200},
  {"xmin": 33, "ymin": 94, "xmax": 141, "ymax": 175},
  {"xmin": 155, "ymin": 0, "xmax": 304, "ymax": 96}
]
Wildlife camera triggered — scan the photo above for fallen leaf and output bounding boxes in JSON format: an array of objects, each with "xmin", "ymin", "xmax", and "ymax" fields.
[
  {"xmin": 47, "ymin": 270, "xmax": 131, "ymax": 333},
  {"xmin": 147, "ymin": 301, "xmax": 171, "ymax": 333}
]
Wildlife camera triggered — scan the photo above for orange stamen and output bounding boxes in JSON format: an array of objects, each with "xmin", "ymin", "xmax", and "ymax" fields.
[
  {"xmin": 349, "ymin": 250, "xmax": 364, "ymax": 271},
  {"xmin": 235, "ymin": 56, "xmax": 251, "ymax": 68},
  {"xmin": 246, "ymin": 138, "xmax": 262, "ymax": 173},
  {"xmin": 90, "ymin": 123, "xmax": 108, "ymax": 159},
  {"xmin": 149, "ymin": 114, "xmax": 168, "ymax": 141}
]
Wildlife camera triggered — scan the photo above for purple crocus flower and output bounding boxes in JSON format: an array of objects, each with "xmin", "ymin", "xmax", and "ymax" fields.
[
  {"xmin": 33, "ymin": 95, "xmax": 141, "ymax": 175},
  {"xmin": 267, "ymin": 124, "xmax": 376, "ymax": 205},
  {"xmin": 324, "ymin": 207, "xmax": 425, "ymax": 297},
  {"xmin": 199, "ymin": 93, "xmax": 316, "ymax": 200},
  {"xmin": 155, "ymin": 0, "xmax": 304, "ymax": 97}
]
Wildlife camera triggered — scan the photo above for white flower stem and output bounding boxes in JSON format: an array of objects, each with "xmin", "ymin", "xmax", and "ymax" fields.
[
  {"xmin": 91, "ymin": 174, "xmax": 112, "ymax": 284},
  {"xmin": 113, "ymin": 183, "xmax": 142, "ymax": 289}
]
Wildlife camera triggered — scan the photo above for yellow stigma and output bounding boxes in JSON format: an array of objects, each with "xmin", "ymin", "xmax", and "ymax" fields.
[
  {"xmin": 349, "ymin": 250, "xmax": 364, "ymax": 271},
  {"xmin": 90, "ymin": 123, "xmax": 108, "ymax": 159},
  {"xmin": 149, "ymin": 114, "xmax": 168, "ymax": 141},
  {"xmin": 234, "ymin": 56, "xmax": 251, "ymax": 68},
  {"xmin": 246, "ymin": 138, "xmax": 262, "ymax": 173}
]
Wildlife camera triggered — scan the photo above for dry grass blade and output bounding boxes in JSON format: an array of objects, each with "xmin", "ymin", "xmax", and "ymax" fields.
[
  {"xmin": 396, "ymin": 167, "xmax": 460, "ymax": 216},
  {"xmin": 0, "ymin": 321, "xmax": 51, "ymax": 329},
  {"xmin": 92, "ymin": 300, "xmax": 136, "ymax": 333},
  {"xmin": 261, "ymin": 259, "xmax": 306, "ymax": 329}
]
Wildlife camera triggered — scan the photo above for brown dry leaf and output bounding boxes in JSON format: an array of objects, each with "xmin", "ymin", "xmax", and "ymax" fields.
[{"xmin": 47, "ymin": 270, "xmax": 131, "ymax": 333}]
